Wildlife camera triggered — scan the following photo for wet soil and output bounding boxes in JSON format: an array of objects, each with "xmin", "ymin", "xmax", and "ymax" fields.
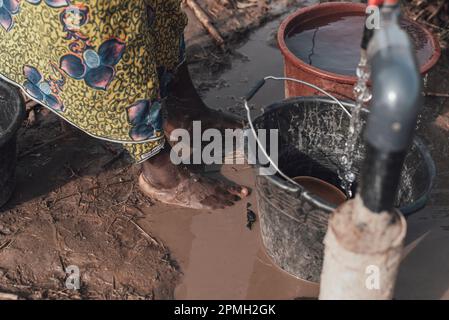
[
  {"xmin": 0, "ymin": 0, "xmax": 449, "ymax": 300},
  {"xmin": 0, "ymin": 121, "xmax": 180, "ymax": 299}
]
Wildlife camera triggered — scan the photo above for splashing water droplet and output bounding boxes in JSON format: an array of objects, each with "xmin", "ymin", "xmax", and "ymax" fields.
[{"xmin": 338, "ymin": 53, "xmax": 372, "ymax": 196}]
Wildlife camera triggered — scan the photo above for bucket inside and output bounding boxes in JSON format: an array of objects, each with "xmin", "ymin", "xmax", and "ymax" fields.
[
  {"xmin": 0, "ymin": 80, "xmax": 24, "ymax": 147},
  {"xmin": 251, "ymin": 96, "xmax": 435, "ymax": 215},
  {"xmin": 0, "ymin": 80, "xmax": 24, "ymax": 208}
]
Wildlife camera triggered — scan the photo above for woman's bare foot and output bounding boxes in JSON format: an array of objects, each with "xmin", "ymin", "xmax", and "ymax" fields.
[
  {"xmin": 139, "ymin": 63, "xmax": 249, "ymax": 209},
  {"xmin": 140, "ymin": 147, "xmax": 249, "ymax": 210}
]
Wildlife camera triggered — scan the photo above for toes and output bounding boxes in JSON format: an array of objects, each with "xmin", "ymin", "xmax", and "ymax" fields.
[
  {"xmin": 201, "ymin": 195, "xmax": 227, "ymax": 210},
  {"xmin": 222, "ymin": 200, "xmax": 235, "ymax": 207},
  {"xmin": 227, "ymin": 185, "xmax": 250, "ymax": 199},
  {"xmin": 202, "ymin": 191, "xmax": 237, "ymax": 209},
  {"xmin": 220, "ymin": 191, "xmax": 239, "ymax": 203},
  {"xmin": 240, "ymin": 187, "xmax": 250, "ymax": 198},
  {"xmin": 223, "ymin": 190, "xmax": 241, "ymax": 203},
  {"xmin": 200, "ymin": 200, "xmax": 218, "ymax": 210}
]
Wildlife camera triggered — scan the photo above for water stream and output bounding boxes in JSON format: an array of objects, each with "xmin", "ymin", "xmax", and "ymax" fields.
[{"xmin": 339, "ymin": 52, "xmax": 372, "ymax": 197}]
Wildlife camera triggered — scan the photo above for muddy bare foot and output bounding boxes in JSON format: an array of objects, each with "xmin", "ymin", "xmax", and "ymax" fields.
[
  {"xmin": 140, "ymin": 147, "xmax": 249, "ymax": 210},
  {"xmin": 139, "ymin": 171, "xmax": 249, "ymax": 210}
]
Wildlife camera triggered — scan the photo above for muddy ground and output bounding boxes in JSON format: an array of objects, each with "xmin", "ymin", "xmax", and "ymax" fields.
[{"xmin": 1, "ymin": 0, "xmax": 449, "ymax": 300}]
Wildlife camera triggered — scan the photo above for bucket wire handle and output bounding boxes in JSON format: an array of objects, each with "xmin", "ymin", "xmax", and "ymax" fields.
[{"xmin": 243, "ymin": 76, "xmax": 351, "ymax": 209}]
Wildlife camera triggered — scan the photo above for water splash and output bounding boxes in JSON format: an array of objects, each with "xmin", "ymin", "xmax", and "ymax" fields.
[{"xmin": 339, "ymin": 52, "xmax": 372, "ymax": 197}]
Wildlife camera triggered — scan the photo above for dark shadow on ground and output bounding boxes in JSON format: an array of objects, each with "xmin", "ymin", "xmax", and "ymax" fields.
[{"xmin": 1, "ymin": 112, "xmax": 130, "ymax": 213}]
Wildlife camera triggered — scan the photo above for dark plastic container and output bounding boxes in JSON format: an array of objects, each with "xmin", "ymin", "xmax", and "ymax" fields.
[
  {"xmin": 0, "ymin": 80, "xmax": 25, "ymax": 208},
  {"xmin": 250, "ymin": 97, "xmax": 435, "ymax": 282}
]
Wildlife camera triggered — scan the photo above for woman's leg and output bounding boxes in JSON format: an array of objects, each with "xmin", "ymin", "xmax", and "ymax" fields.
[
  {"xmin": 135, "ymin": 0, "xmax": 249, "ymax": 209},
  {"xmin": 163, "ymin": 62, "xmax": 244, "ymax": 137},
  {"xmin": 137, "ymin": 62, "xmax": 250, "ymax": 209}
]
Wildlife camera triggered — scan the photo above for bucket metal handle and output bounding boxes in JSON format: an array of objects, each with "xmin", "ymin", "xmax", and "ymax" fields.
[{"xmin": 243, "ymin": 76, "xmax": 351, "ymax": 211}]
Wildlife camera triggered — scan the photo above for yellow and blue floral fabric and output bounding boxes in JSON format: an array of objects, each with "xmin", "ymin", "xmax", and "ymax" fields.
[{"xmin": 0, "ymin": 0, "xmax": 187, "ymax": 162}]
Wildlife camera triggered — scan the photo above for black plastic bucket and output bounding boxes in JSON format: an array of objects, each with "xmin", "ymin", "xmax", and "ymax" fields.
[
  {"xmin": 0, "ymin": 80, "xmax": 25, "ymax": 208},
  {"xmin": 250, "ymin": 96, "xmax": 436, "ymax": 283}
]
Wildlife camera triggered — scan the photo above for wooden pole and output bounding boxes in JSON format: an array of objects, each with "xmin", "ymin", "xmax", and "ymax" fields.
[
  {"xmin": 185, "ymin": 0, "xmax": 225, "ymax": 49},
  {"xmin": 0, "ymin": 292, "xmax": 18, "ymax": 300}
]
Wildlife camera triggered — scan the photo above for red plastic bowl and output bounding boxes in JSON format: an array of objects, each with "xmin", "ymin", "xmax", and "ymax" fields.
[{"xmin": 278, "ymin": 2, "xmax": 441, "ymax": 99}]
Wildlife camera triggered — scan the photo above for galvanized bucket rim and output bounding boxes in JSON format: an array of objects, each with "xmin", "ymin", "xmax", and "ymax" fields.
[{"xmin": 250, "ymin": 96, "xmax": 436, "ymax": 217}]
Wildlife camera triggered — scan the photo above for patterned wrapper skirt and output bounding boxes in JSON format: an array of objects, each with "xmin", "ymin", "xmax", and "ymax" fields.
[{"xmin": 0, "ymin": 0, "xmax": 187, "ymax": 162}]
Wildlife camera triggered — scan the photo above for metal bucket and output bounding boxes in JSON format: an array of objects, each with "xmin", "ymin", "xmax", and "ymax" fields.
[
  {"xmin": 244, "ymin": 80, "xmax": 435, "ymax": 282},
  {"xmin": 0, "ymin": 79, "xmax": 25, "ymax": 208}
]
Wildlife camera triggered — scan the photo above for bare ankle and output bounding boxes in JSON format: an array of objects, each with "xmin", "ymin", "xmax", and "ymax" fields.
[{"xmin": 141, "ymin": 147, "xmax": 181, "ymax": 189}]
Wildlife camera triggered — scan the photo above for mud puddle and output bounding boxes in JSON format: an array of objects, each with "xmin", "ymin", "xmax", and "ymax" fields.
[{"xmin": 141, "ymin": 166, "xmax": 318, "ymax": 300}]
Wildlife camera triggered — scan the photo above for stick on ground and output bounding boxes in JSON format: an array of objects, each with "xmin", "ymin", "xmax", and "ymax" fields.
[
  {"xmin": 424, "ymin": 92, "xmax": 449, "ymax": 98},
  {"xmin": 185, "ymin": 0, "xmax": 225, "ymax": 49},
  {"xmin": 427, "ymin": 0, "xmax": 445, "ymax": 22},
  {"xmin": 0, "ymin": 292, "xmax": 19, "ymax": 300}
]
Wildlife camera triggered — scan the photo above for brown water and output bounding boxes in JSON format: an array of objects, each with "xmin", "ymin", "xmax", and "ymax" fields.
[
  {"xmin": 293, "ymin": 176, "xmax": 347, "ymax": 206},
  {"xmin": 144, "ymin": 167, "xmax": 320, "ymax": 300},
  {"xmin": 285, "ymin": 14, "xmax": 434, "ymax": 76}
]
